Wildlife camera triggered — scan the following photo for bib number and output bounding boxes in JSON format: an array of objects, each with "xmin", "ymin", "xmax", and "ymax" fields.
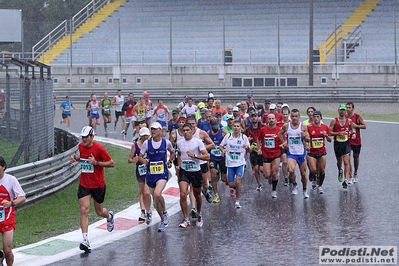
[
  {"xmin": 182, "ymin": 160, "xmax": 197, "ymax": 170},
  {"xmin": 149, "ymin": 161, "xmax": 164, "ymax": 174},
  {"xmin": 312, "ymin": 138, "xmax": 324, "ymax": 148},
  {"xmin": 104, "ymin": 105, "xmax": 110, "ymax": 112},
  {"xmin": 211, "ymin": 148, "xmax": 222, "ymax": 157},
  {"xmin": 138, "ymin": 164, "xmax": 147, "ymax": 176},
  {"xmin": 289, "ymin": 136, "xmax": 301, "ymax": 146},
  {"xmin": 264, "ymin": 138, "xmax": 275, "ymax": 148},
  {"xmin": 0, "ymin": 207, "xmax": 4, "ymax": 222},
  {"xmin": 229, "ymin": 152, "xmax": 241, "ymax": 161},
  {"xmin": 80, "ymin": 159, "xmax": 94, "ymax": 173},
  {"xmin": 251, "ymin": 143, "xmax": 258, "ymax": 151},
  {"xmin": 336, "ymin": 134, "xmax": 348, "ymax": 142},
  {"xmin": 65, "ymin": 106, "xmax": 71, "ymax": 111}
]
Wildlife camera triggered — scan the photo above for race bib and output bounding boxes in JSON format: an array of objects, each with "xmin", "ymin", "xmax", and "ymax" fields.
[
  {"xmin": 289, "ymin": 136, "xmax": 301, "ymax": 146},
  {"xmin": 182, "ymin": 160, "xmax": 197, "ymax": 170},
  {"xmin": 138, "ymin": 164, "xmax": 147, "ymax": 176},
  {"xmin": 211, "ymin": 148, "xmax": 222, "ymax": 157},
  {"xmin": 125, "ymin": 117, "xmax": 132, "ymax": 123},
  {"xmin": 0, "ymin": 206, "xmax": 4, "ymax": 222},
  {"xmin": 158, "ymin": 114, "xmax": 165, "ymax": 120},
  {"xmin": 312, "ymin": 138, "xmax": 324, "ymax": 148},
  {"xmin": 336, "ymin": 134, "xmax": 348, "ymax": 142},
  {"xmin": 251, "ymin": 143, "xmax": 258, "ymax": 151},
  {"xmin": 80, "ymin": 159, "xmax": 94, "ymax": 173},
  {"xmin": 65, "ymin": 106, "xmax": 71, "ymax": 111},
  {"xmin": 104, "ymin": 105, "xmax": 110, "ymax": 112},
  {"xmin": 92, "ymin": 107, "xmax": 98, "ymax": 114},
  {"xmin": 147, "ymin": 109, "xmax": 153, "ymax": 117},
  {"xmin": 138, "ymin": 114, "xmax": 145, "ymax": 120},
  {"xmin": 119, "ymin": 100, "xmax": 124, "ymax": 106},
  {"xmin": 229, "ymin": 152, "xmax": 241, "ymax": 161},
  {"xmin": 264, "ymin": 138, "xmax": 275, "ymax": 148},
  {"xmin": 149, "ymin": 161, "xmax": 164, "ymax": 174}
]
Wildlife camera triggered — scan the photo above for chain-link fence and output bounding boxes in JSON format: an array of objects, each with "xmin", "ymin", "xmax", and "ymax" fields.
[{"xmin": 0, "ymin": 58, "xmax": 54, "ymax": 167}]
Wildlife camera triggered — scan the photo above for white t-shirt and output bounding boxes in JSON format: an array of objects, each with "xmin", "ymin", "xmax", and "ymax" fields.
[
  {"xmin": 177, "ymin": 138, "xmax": 206, "ymax": 172},
  {"xmin": 114, "ymin": 95, "xmax": 124, "ymax": 112},
  {"xmin": 220, "ymin": 133, "xmax": 250, "ymax": 167},
  {"xmin": 181, "ymin": 105, "xmax": 198, "ymax": 117}
]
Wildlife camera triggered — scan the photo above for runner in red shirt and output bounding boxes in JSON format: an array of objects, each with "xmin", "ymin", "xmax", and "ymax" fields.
[
  {"xmin": 307, "ymin": 111, "xmax": 332, "ymax": 194},
  {"xmin": 246, "ymin": 112, "xmax": 263, "ymax": 191},
  {"xmin": 257, "ymin": 113, "xmax": 282, "ymax": 198}
]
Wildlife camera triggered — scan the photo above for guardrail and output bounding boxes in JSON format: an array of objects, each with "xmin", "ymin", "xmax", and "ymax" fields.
[{"xmin": 6, "ymin": 129, "xmax": 80, "ymax": 206}]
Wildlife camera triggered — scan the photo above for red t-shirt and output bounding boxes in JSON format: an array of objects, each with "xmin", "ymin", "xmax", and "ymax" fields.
[
  {"xmin": 307, "ymin": 123, "xmax": 330, "ymax": 154},
  {"xmin": 246, "ymin": 124, "xmax": 262, "ymax": 152},
  {"xmin": 259, "ymin": 125, "xmax": 282, "ymax": 159},
  {"xmin": 79, "ymin": 142, "xmax": 112, "ymax": 188},
  {"xmin": 333, "ymin": 117, "xmax": 350, "ymax": 143},
  {"xmin": 0, "ymin": 173, "xmax": 25, "ymax": 228}
]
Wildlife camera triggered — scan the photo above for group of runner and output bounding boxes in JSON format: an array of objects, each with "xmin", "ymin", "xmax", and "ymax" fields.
[{"xmin": 69, "ymin": 90, "xmax": 366, "ymax": 238}]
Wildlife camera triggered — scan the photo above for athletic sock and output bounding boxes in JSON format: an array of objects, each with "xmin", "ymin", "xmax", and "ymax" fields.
[
  {"xmin": 82, "ymin": 233, "xmax": 88, "ymax": 242},
  {"xmin": 319, "ymin": 173, "xmax": 326, "ymax": 186},
  {"xmin": 272, "ymin": 180, "xmax": 278, "ymax": 191}
]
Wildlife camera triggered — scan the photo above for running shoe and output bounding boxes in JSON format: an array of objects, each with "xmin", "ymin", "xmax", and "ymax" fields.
[
  {"xmin": 338, "ymin": 168, "xmax": 344, "ymax": 182},
  {"xmin": 202, "ymin": 188, "xmax": 213, "ymax": 203},
  {"xmin": 342, "ymin": 179, "xmax": 348, "ymax": 189},
  {"xmin": 212, "ymin": 194, "xmax": 220, "ymax": 203},
  {"xmin": 312, "ymin": 180, "xmax": 317, "ymax": 190},
  {"xmin": 303, "ymin": 190, "xmax": 309, "ymax": 199},
  {"xmin": 139, "ymin": 210, "xmax": 146, "ymax": 222},
  {"xmin": 318, "ymin": 186, "xmax": 324, "ymax": 194},
  {"xmin": 163, "ymin": 211, "xmax": 169, "ymax": 227},
  {"xmin": 230, "ymin": 188, "xmax": 236, "ymax": 198},
  {"xmin": 284, "ymin": 178, "xmax": 289, "ymax": 186},
  {"xmin": 121, "ymin": 129, "xmax": 125, "ymax": 135},
  {"xmin": 179, "ymin": 218, "xmax": 191, "ymax": 228},
  {"xmin": 79, "ymin": 240, "xmax": 91, "ymax": 253},
  {"xmin": 271, "ymin": 191, "xmax": 278, "ymax": 199},
  {"xmin": 107, "ymin": 211, "xmax": 115, "ymax": 232},
  {"xmin": 197, "ymin": 214, "xmax": 203, "ymax": 227},
  {"xmin": 353, "ymin": 173, "xmax": 358, "ymax": 183},
  {"xmin": 256, "ymin": 184, "xmax": 262, "ymax": 192},
  {"xmin": 189, "ymin": 208, "xmax": 198, "ymax": 219},
  {"xmin": 158, "ymin": 221, "xmax": 166, "ymax": 232},
  {"xmin": 291, "ymin": 184, "xmax": 298, "ymax": 195},
  {"xmin": 348, "ymin": 176, "xmax": 353, "ymax": 185},
  {"xmin": 235, "ymin": 201, "xmax": 241, "ymax": 209},
  {"xmin": 146, "ymin": 211, "xmax": 152, "ymax": 225}
]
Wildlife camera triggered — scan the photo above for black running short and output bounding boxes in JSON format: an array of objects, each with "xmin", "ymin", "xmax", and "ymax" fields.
[
  {"xmin": 77, "ymin": 185, "xmax": 106, "ymax": 204},
  {"xmin": 178, "ymin": 169, "xmax": 202, "ymax": 188}
]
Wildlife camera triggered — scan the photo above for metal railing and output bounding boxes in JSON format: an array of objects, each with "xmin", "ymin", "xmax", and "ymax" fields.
[
  {"xmin": 5, "ymin": 129, "xmax": 80, "ymax": 206},
  {"xmin": 31, "ymin": 0, "xmax": 109, "ymax": 60}
]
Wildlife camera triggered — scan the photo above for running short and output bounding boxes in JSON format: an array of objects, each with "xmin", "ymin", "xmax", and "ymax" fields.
[
  {"xmin": 227, "ymin": 165, "xmax": 245, "ymax": 183},
  {"xmin": 308, "ymin": 152, "xmax": 327, "ymax": 160},
  {"xmin": 178, "ymin": 169, "xmax": 202, "ymax": 188},
  {"xmin": 90, "ymin": 113, "xmax": 100, "ymax": 119},
  {"xmin": 287, "ymin": 151, "xmax": 306, "ymax": 165},
  {"xmin": 250, "ymin": 151, "xmax": 263, "ymax": 166},
  {"xmin": 334, "ymin": 141, "xmax": 351, "ymax": 158},
  {"xmin": 209, "ymin": 159, "xmax": 227, "ymax": 174},
  {"xmin": 200, "ymin": 162, "xmax": 209, "ymax": 173},
  {"xmin": 263, "ymin": 156, "xmax": 280, "ymax": 164},
  {"xmin": 156, "ymin": 120, "xmax": 167, "ymax": 127},
  {"xmin": 62, "ymin": 113, "xmax": 71, "ymax": 119},
  {"xmin": 77, "ymin": 185, "xmax": 106, "ymax": 204},
  {"xmin": 146, "ymin": 174, "xmax": 168, "ymax": 189},
  {"xmin": 0, "ymin": 224, "xmax": 15, "ymax": 234},
  {"xmin": 115, "ymin": 110, "xmax": 124, "ymax": 118},
  {"xmin": 350, "ymin": 144, "xmax": 361, "ymax": 155},
  {"xmin": 102, "ymin": 111, "xmax": 111, "ymax": 117},
  {"xmin": 280, "ymin": 147, "xmax": 288, "ymax": 154}
]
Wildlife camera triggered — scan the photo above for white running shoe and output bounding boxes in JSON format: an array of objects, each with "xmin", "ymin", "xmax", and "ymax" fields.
[
  {"xmin": 235, "ymin": 201, "xmax": 241, "ymax": 208},
  {"xmin": 179, "ymin": 218, "xmax": 191, "ymax": 228},
  {"xmin": 139, "ymin": 211, "xmax": 146, "ymax": 222},
  {"xmin": 163, "ymin": 212, "xmax": 169, "ymax": 227},
  {"xmin": 271, "ymin": 191, "xmax": 277, "ymax": 198},
  {"xmin": 318, "ymin": 186, "xmax": 324, "ymax": 194},
  {"xmin": 353, "ymin": 173, "xmax": 358, "ymax": 183},
  {"xmin": 107, "ymin": 211, "xmax": 115, "ymax": 232},
  {"xmin": 197, "ymin": 215, "xmax": 203, "ymax": 227},
  {"xmin": 303, "ymin": 190, "xmax": 309, "ymax": 199},
  {"xmin": 79, "ymin": 240, "xmax": 91, "ymax": 253},
  {"xmin": 146, "ymin": 211, "xmax": 152, "ymax": 225},
  {"xmin": 291, "ymin": 184, "xmax": 298, "ymax": 195}
]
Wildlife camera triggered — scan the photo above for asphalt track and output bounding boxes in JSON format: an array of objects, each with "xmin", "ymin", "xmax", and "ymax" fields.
[{"xmin": 13, "ymin": 109, "xmax": 399, "ymax": 265}]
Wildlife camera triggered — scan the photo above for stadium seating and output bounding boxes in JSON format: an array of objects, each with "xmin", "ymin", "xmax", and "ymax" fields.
[{"xmin": 48, "ymin": 0, "xmax": 398, "ymax": 65}]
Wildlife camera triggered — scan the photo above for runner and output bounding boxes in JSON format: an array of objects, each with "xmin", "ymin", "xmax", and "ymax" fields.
[
  {"xmin": 138, "ymin": 122, "xmax": 175, "ymax": 232},
  {"xmin": 176, "ymin": 95, "xmax": 189, "ymax": 112},
  {"xmin": 168, "ymin": 110, "xmax": 180, "ymax": 133},
  {"xmin": 121, "ymin": 93, "xmax": 137, "ymax": 140},
  {"xmin": 223, "ymin": 115, "xmax": 234, "ymax": 133},
  {"xmin": 59, "ymin": 96, "xmax": 75, "ymax": 132},
  {"xmin": 246, "ymin": 93, "xmax": 258, "ymax": 111},
  {"xmin": 329, "ymin": 104, "xmax": 356, "ymax": 189},
  {"xmin": 111, "ymin": 89, "xmax": 125, "ymax": 132},
  {"xmin": 212, "ymin": 99, "xmax": 227, "ymax": 116},
  {"xmin": 0, "ymin": 157, "xmax": 26, "ymax": 266},
  {"xmin": 176, "ymin": 123, "xmax": 209, "ymax": 228},
  {"xmin": 258, "ymin": 113, "xmax": 282, "ymax": 198},
  {"xmin": 278, "ymin": 109, "xmax": 310, "ymax": 199},
  {"xmin": 219, "ymin": 120, "xmax": 251, "ymax": 208},
  {"xmin": 153, "ymin": 99, "xmax": 170, "ymax": 137},
  {"xmin": 128, "ymin": 127, "xmax": 152, "ymax": 225},
  {"xmin": 85, "ymin": 94, "xmax": 94, "ymax": 127},
  {"xmin": 303, "ymin": 106, "xmax": 316, "ymax": 126},
  {"xmin": 87, "ymin": 94, "xmax": 102, "ymax": 134},
  {"xmin": 70, "ymin": 126, "xmax": 115, "ymax": 253},
  {"xmin": 307, "ymin": 111, "xmax": 332, "ymax": 194},
  {"xmin": 143, "ymin": 91, "xmax": 153, "ymax": 125},
  {"xmin": 208, "ymin": 118, "xmax": 228, "ymax": 203},
  {"xmin": 246, "ymin": 112, "xmax": 263, "ymax": 192},
  {"xmin": 101, "ymin": 92, "xmax": 112, "ymax": 132},
  {"xmin": 222, "ymin": 104, "xmax": 233, "ymax": 122},
  {"xmin": 278, "ymin": 106, "xmax": 291, "ymax": 186},
  {"xmin": 346, "ymin": 102, "xmax": 366, "ymax": 183}
]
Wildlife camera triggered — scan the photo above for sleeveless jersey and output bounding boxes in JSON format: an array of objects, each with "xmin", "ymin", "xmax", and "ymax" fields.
[
  {"xmin": 90, "ymin": 101, "xmax": 100, "ymax": 115},
  {"xmin": 146, "ymin": 139, "xmax": 168, "ymax": 179},
  {"xmin": 347, "ymin": 113, "xmax": 362, "ymax": 145},
  {"xmin": 102, "ymin": 98, "xmax": 112, "ymax": 115},
  {"xmin": 134, "ymin": 142, "xmax": 147, "ymax": 177},
  {"xmin": 209, "ymin": 129, "xmax": 225, "ymax": 161},
  {"xmin": 136, "ymin": 105, "xmax": 146, "ymax": 121},
  {"xmin": 114, "ymin": 95, "xmax": 124, "ymax": 112},
  {"xmin": 333, "ymin": 118, "xmax": 350, "ymax": 143},
  {"xmin": 286, "ymin": 122, "xmax": 305, "ymax": 155}
]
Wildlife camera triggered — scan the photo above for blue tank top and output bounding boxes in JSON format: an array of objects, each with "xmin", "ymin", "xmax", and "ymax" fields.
[
  {"xmin": 146, "ymin": 139, "xmax": 168, "ymax": 179},
  {"xmin": 209, "ymin": 129, "xmax": 225, "ymax": 161}
]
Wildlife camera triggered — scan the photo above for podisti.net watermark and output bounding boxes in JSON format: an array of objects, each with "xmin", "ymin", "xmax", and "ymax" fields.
[{"xmin": 319, "ymin": 246, "xmax": 397, "ymax": 264}]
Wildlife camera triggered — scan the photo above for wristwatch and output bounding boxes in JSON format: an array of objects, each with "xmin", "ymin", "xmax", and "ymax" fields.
[{"xmin": 194, "ymin": 154, "xmax": 198, "ymax": 159}]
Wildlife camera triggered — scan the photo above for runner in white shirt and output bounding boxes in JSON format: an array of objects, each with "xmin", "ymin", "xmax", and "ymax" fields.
[
  {"xmin": 176, "ymin": 123, "xmax": 209, "ymax": 228},
  {"xmin": 219, "ymin": 120, "xmax": 251, "ymax": 209},
  {"xmin": 180, "ymin": 97, "xmax": 198, "ymax": 117},
  {"xmin": 111, "ymin": 89, "xmax": 125, "ymax": 131}
]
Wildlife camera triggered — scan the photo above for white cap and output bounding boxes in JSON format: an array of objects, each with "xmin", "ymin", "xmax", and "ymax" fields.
[
  {"xmin": 236, "ymin": 102, "xmax": 241, "ymax": 107},
  {"xmin": 233, "ymin": 106, "xmax": 239, "ymax": 112},
  {"xmin": 226, "ymin": 114, "xmax": 234, "ymax": 120},
  {"xmin": 269, "ymin": 104, "xmax": 277, "ymax": 110},
  {"xmin": 208, "ymin": 92, "xmax": 214, "ymax": 98},
  {"xmin": 80, "ymin": 126, "xmax": 94, "ymax": 137},
  {"xmin": 139, "ymin": 127, "xmax": 150, "ymax": 136},
  {"xmin": 150, "ymin": 122, "xmax": 163, "ymax": 129},
  {"xmin": 281, "ymin": 103, "xmax": 290, "ymax": 109}
]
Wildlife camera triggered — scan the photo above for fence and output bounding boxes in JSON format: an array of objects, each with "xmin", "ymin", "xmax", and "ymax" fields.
[{"xmin": 0, "ymin": 58, "xmax": 54, "ymax": 167}]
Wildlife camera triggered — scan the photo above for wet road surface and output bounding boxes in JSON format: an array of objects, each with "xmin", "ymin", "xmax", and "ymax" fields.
[{"xmin": 52, "ymin": 109, "xmax": 399, "ymax": 265}]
